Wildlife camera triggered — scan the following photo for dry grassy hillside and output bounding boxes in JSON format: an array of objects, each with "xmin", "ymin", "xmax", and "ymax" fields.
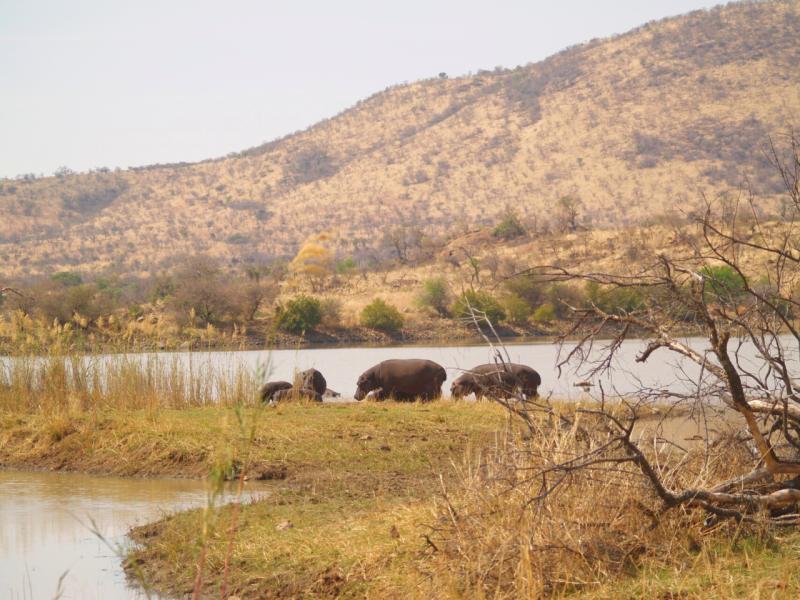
[{"xmin": 1, "ymin": 0, "xmax": 798, "ymax": 278}]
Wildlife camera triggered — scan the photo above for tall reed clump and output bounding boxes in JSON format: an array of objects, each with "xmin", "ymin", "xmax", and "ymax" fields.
[
  {"xmin": 0, "ymin": 352, "xmax": 261, "ymax": 413},
  {"xmin": 424, "ymin": 409, "xmax": 755, "ymax": 598}
]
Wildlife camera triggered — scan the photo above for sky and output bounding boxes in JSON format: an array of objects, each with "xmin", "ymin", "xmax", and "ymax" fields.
[{"xmin": 0, "ymin": 0, "xmax": 721, "ymax": 178}]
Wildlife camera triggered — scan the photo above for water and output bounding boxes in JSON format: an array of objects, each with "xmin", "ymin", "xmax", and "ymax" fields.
[
  {"xmin": 0, "ymin": 470, "xmax": 270, "ymax": 599},
  {"xmin": 5, "ymin": 336, "xmax": 792, "ymax": 401},
  {"xmin": 145, "ymin": 337, "xmax": 738, "ymax": 400}
]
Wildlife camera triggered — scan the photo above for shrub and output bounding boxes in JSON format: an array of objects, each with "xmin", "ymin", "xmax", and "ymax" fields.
[
  {"xmin": 586, "ymin": 281, "xmax": 645, "ymax": 315},
  {"xmin": 451, "ymin": 290, "xmax": 506, "ymax": 324},
  {"xmin": 51, "ymin": 272, "xmax": 83, "ymax": 287},
  {"xmin": 539, "ymin": 283, "xmax": 586, "ymax": 319},
  {"xmin": 37, "ymin": 283, "xmax": 99, "ymax": 324},
  {"xmin": 320, "ymin": 297, "xmax": 342, "ymax": 327},
  {"xmin": 276, "ymin": 295, "xmax": 322, "ymax": 334},
  {"xmin": 170, "ymin": 258, "xmax": 233, "ymax": 326},
  {"xmin": 502, "ymin": 293, "xmax": 533, "ymax": 325},
  {"xmin": 532, "ymin": 303, "xmax": 556, "ymax": 324},
  {"xmin": 492, "ymin": 212, "xmax": 525, "ymax": 240},
  {"xmin": 360, "ymin": 298, "xmax": 404, "ymax": 332},
  {"xmin": 335, "ymin": 257, "xmax": 357, "ymax": 275},
  {"xmin": 700, "ymin": 264, "xmax": 746, "ymax": 302},
  {"xmin": 504, "ymin": 274, "xmax": 545, "ymax": 306},
  {"xmin": 416, "ymin": 277, "xmax": 451, "ymax": 317}
]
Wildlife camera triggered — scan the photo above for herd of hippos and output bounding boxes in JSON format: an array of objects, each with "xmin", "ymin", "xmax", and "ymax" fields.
[{"xmin": 258, "ymin": 358, "xmax": 542, "ymax": 404}]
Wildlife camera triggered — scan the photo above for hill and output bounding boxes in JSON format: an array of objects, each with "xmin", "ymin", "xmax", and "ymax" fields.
[{"xmin": 1, "ymin": 0, "xmax": 799, "ymax": 278}]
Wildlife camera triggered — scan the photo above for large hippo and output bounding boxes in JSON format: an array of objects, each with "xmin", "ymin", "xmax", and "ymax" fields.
[
  {"xmin": 299, "ymin": 368, "xmax": 327, "ymax": 396},
  {"xmin": 354, "ymin": 359, "xmax": 446, "ymax": 402},
  {"xmin": 259, "ymin": 381, "xmax": 293, "ymax": 403},
  {"xmin": 450, "ymin": 363, "xmax": 541, "ymax": 399},
  {"xmin": 271, "ymin": 387, "xmax": 324, "ymax": 403}
]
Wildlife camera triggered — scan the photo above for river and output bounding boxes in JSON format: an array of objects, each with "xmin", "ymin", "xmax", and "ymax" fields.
[
  {"xmin": 0, "ymin": 470, "xmax": 270, "ymax": 599},
  {"xmin": 142, "ymin": 336, "xmax": 737, "ymax": 399}
]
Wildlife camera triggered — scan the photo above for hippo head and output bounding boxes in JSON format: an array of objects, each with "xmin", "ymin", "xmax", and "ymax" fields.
[
  {"xmin": 450, "ymin": 376, "xmax": 476, "ymax": 399},
  {"xmin": 354, "ymin": 372, "xmax": 376, "ymax": 401}
]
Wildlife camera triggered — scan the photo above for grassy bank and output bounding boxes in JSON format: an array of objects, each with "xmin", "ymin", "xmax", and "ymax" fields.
[
  {"xmin": 3, "ymin": 397, "xmax": 800, "ymax": 598},
  {"xmin": 0, "ymin": 401, "xmax": 507, "ymax": 478},
  {"xmin": 113, "ymin": 401, "xmax": 800, "ymax": 600}
]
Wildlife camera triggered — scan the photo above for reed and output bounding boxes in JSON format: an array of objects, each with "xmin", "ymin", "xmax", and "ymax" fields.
[{"xmin": 0, "ymin": 351, "xmax": 262, "ymax": 413}]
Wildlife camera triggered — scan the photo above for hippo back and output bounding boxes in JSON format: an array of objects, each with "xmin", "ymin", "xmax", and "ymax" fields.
[{"xmin": 375, "ymin": 359, "xmax": 446, "ymax": 398}]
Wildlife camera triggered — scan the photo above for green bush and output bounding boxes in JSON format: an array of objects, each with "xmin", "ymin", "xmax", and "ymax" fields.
[
  {"xmin": 276, "ymin": 295, "xmax": 322, "ymax": 334},
  {"xmin": 451, "ymin": 290, "xmax": 506, "ymax": 324},
  {"xmin": 335, "ymin": 257, "xmax": 357, "ymax": 275},
  {"xmin": 416, "ymin": 277, "xmax": 451, "ymax": 317},
  {"xmin": 492, "ymin": 212, "xmax": 525, "ymax": 240},
  {"xmin": 360, "ymin": 298, "xmax": 404, "ymax": 332},
  {"xmin": 503, "ymin": 273, "xmax": 545, "ymax": 306},
  {"xmin": 532, "ymin": 303, "xmax": 556, "ymax": 324},
  {"xmin": 502, "ymin": 293, "xmax": 533, "ymax": 325},
  {"xmin": 700, "ymin": 264, "xmax": 746, "ymax": 302},
  {"xmin": 51, "ymin": 271, "xmax": 83, "ymax": 287},
  {"xmin": 586, "ymin": 281, "xmax": 645, "ymax": 315},
  {"xmin": 541, "ymin": 283, "xmax": 585, "ymax": 319}
]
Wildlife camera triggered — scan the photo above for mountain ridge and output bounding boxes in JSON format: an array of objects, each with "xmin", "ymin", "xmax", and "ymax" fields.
[{"xmin": 1, "ymin": 0, "xmax": 799, "ymax": 278}]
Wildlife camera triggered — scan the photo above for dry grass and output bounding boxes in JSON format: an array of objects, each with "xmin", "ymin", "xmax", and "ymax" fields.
[
  {"xmin": 119, "ymin": 403, "xmax": 800, "ymax": 599},
  {"xmin": 0, "ymin": 351, "xmax": 259, "ymax": 413}
]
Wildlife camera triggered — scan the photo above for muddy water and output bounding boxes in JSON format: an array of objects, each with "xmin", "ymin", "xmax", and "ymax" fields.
[{"xmin": 0, "ymin": 470, "xmax": 270, "ymax": 599}]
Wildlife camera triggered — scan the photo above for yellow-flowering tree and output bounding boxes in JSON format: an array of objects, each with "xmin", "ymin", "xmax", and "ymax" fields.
[{"xmin": 289, "ymin": 234, "xmax": 334, "ymax": 291}]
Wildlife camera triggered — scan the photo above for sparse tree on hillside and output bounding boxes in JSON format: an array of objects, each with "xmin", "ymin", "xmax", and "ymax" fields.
[
  {"xmin": 289, "ymin": 235, "xmax": 334, "ymax": 292},
  {"xmin": 171, "ymin": 257, "xmax": 233, "ymax": 326},
  {"xmin": 382, "ymin": 222, "xmax": 424, "ymax": 264},
  {"xmin": 556, "ymin": 195, "xmax": 583, "ymax": 233}
]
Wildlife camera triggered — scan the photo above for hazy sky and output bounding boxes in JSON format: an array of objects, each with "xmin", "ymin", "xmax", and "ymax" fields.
[{"xmin": 0, "ymin": 0, "xmax": 720, "ymax": 178}]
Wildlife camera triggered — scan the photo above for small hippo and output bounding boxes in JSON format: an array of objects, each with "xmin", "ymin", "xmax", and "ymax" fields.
[{"xmin": 259, "ymin": 381, "xmax": 293, "ymax": 403}]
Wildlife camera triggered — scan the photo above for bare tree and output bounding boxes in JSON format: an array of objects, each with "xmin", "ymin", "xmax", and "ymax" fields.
[
  {"xmin": 452, "ymin": 133, "xmax": 800, "ymax": 539},
  {"xmin": 557, "ymin": 195, "xmax": 583, "ymax": 233},
  {"xmin": 517, "ymin": 132, "xmax": 800, "ymax": 523}
]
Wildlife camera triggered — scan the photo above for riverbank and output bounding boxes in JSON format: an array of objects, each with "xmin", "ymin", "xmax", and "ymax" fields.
[
  {"xmin": 3, "ymin": 401, "xmax": 800, "ymax": 598},
  {"xmin": 0, "ymin": 401, "xmax": 509, "ymax": 597},
  {"xmin": 0, "ymin": 312, "xmax": 559, "ymax": 354}
]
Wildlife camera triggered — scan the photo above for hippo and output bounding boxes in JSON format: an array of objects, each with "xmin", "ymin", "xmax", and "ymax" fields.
[
  {"xmin": 299, "ymin": 368, "xmax": 327, "ymax": 396},
  {"xmin": 322, "ymin": 388, "xmax": 341, "ymax": 398},
  {"xmin": 271, "ymin": 387, "xmax": 324, "ymax": 403},
  {"xmin": 259, "ymin": 381, "xmax": 293, "ymax": 403},
  {"xmin": 354, "ymin": 359, "xmax": 446, "ymax": 402},
  {"xmin": 450, "ymin": 363, "xmax": 541, "ymax": 400}
]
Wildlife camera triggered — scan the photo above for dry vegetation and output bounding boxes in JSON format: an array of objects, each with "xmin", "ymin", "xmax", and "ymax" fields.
[{"xmin": 1, "ymin": 1, "xmax": 798, "ymax": 278}]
